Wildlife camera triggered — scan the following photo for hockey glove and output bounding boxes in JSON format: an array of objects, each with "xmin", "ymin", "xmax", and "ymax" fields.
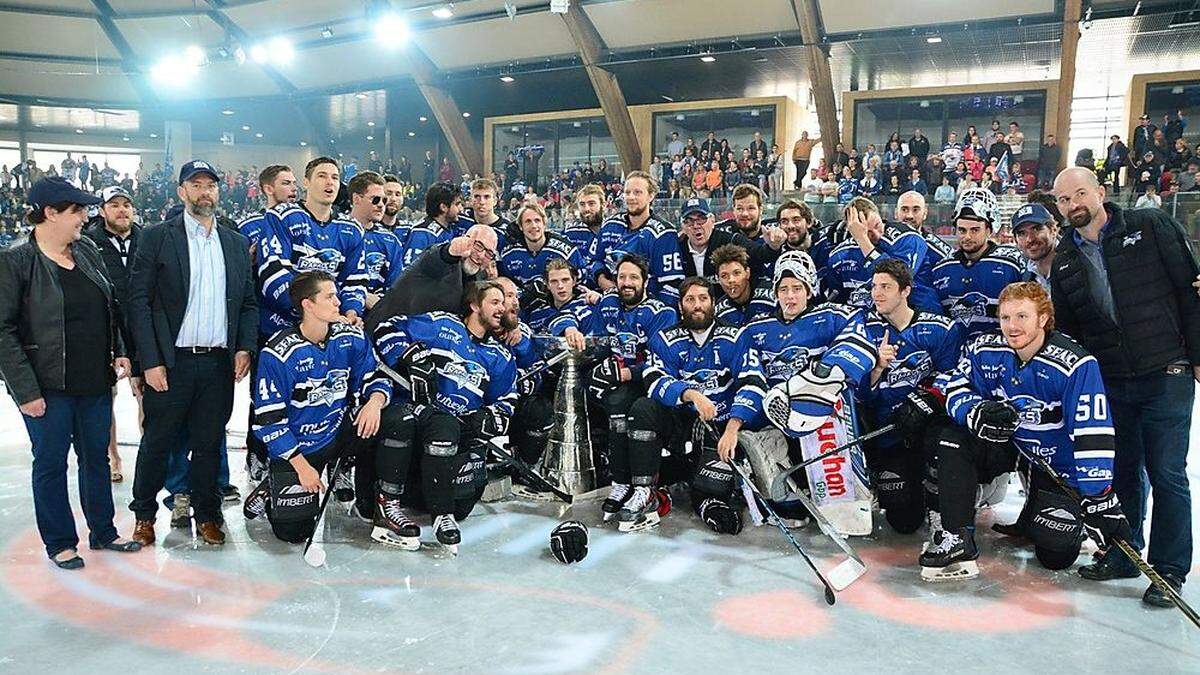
[
  {"xmin": 698, "ymin": 497, "xmax": 743, "ymax": 535},
  {"xmin": 516, "ymin": 369, "xmax": 540, "ymax": 397},
  {"xmin": 1080, "ymin": 487, "xmax": 1132, "ymax": 552},
  {"xmin": 589, "ymin": 356, "xmax": 624, "ymax": 396},
  {"xmin": 549, "ymin": 520, "xmax": 589, "ymax": 564},
  {"xmin": 480, "ymin": 406, "xmax": 510, "ymax": 438},
  {"xmin": 400, "ymin": 343, "xmax": 437, "ymax": 404},
  {"xmin": 966, "ymin": 400, "xmax": 1019, "ymax": 443},
  {"xmin": 892, "ymin": 388, "xmax": 943, "ymax": 437}
]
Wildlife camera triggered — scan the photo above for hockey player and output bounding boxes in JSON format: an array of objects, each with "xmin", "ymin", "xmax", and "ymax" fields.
[
  {"xmin": 533, "ymin": 259, "xmax": 592, "ymax": 343},
  {"xmin": 894, "ymin": 190, "xmax": 955, "ymax": 267},
  {"xmin": 379, "ymin": 174, "xmax": 408, "ymax": 235},
  {"xmin": 921, "ymin": 281, "xmax": 1129, "ymax": 580},
  {"xmin": 495, "ymin": 276, "xmax": 554, "ymax": 469},
  {"xmin": 561, "ymin": 184, "xmax": 607, "ymax": 286},
  {"xmin": 256, "ymin": 156, "xmax": 369, "ymax": 331},
  {"xmin": 826, "ymin": 197, "xmax": 942, "ymax": 313},
  {"xmin": 244, "ymin": 271, "xmax": 390, "ymax": 544},
  {"xmin": 401, "ymin": 182, "xmax": 462, "ymax": 267},
  {"xmin": 711, "ymin": 244, "xmax": 776, "ymax": 327},
  {"xmin": 618, "ymin": 277, "xmax": 768, "ymax": 533},
  {"xmin": 346, "ymin": 172, "xmax": 404, "ymax": 313},
  {"xmin": 498, "ymin": 202, "xmax": 585, "ymax": 285},
  {"xmin": 593, "ymin": 172, "xmax": 684, "ymax": 303},
  {"xmin": 455, "ymin": 178, "xmax": 517, "ymax": 250},
  {"xmin": 372, "ymin": 281, "xmax": 518, "ymax": 552},
  {"xmin": 930, "ymin": 188, "xmax": 1027, "ymax": 337},
  {"xmin": 858, "ymin": 259, "xmax": 964, "ymax": 534}
]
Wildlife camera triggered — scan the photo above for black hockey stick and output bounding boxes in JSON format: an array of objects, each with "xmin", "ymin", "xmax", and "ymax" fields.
[
  {"xmin": 1016, "ymin": 447, "xmax": 1200, "ymax": 631},
  {"xmin": 303, "ymin": 455, "xmax": 345, "ymax": 568},
  {"xmin": 486, "ymin": 437, "xmax": 574, "ymax": 504},
  {"xmin": 768, "ymin": 424, "xmax": 895, "ymax": 498},
  {"xmin": 731, "ymin": 459, "xmax": 837, "ymax": 605}
]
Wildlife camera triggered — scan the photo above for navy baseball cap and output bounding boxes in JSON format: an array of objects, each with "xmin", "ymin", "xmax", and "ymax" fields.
[
  {"xmin": 680, "ymin": 197, "xmax": 711, "ymax": 219},
  {"xmin": 27, "ymin": 176, "xmax": 101, "ymax": 211},
  {"xmin": 100, "ymin": 185, "xmax": 133, "ymax": 204},
  {"xmin": 178, "ymin": 159, "xmax": 220, "ymax": 184},
  {"xmin": 1011, "ymin": 203, "xmax": 1054, "ymax": 232}
]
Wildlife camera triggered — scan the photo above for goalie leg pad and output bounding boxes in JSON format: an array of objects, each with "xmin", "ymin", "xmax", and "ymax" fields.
[{"xmin": 738, "ymin": 427, "xmax": 794, "ymax": 501}]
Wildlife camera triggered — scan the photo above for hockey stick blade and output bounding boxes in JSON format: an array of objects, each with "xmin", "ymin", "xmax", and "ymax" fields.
[
  {"xmin": 302, "ymin": 456, "xmax": 343, "ymax": 569},
  {"xmin": 825, "ymin": 558, "xmax": 868, "ymax": 592},
  {"xmin": 1017, "ymin": 447, "xmax": 1200, "ymax": 631},
  {"xmin": 487, "ymin": 438, "xmax": 573, "ymax": 504},
  {"xmin": 769, "ymin": 424, "xmax": 896, "ymax": 498}
]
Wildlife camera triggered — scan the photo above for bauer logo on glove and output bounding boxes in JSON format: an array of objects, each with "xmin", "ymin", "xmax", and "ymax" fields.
[{"xmin": 549, "ymin": 520, "xmax": 589, "ymax": 564}]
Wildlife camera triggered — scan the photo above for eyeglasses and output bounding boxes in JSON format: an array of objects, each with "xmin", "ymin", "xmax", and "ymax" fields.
[{"xmin": 472, "ymin": 240, "xmax": 497, "ymax": 261}]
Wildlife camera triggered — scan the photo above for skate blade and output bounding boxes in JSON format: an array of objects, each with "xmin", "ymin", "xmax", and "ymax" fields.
[
  {"xmin": 370, "ymin": 527, "xmax": 421, "ymax": 551},
  {"xmin": 920, "ymin": 560, "xmax": 979, "ymax": 582},
  {"xmin": 441, "ymin": 543, "xmax": 459, "ymax": 555},
  {"xmin": 826, "ymin": 558, "xmax": 867, "ymax": 591},
  {"xmin": 618, "ymin": 511, "xmax": 660, "ymax": 533},
  {"xmin": 511, "ymin": 484, "xmax": 556, "ymax": 502}
]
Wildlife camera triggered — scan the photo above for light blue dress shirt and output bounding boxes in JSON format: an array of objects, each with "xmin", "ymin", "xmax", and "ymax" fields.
[{"xmin": 175, "ymin": 211, "xmax": 228, "ymax": 348}]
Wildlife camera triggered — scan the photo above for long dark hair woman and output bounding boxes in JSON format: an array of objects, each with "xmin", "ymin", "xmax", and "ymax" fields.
[{"xmin": 0, "ymin": 177, "xmax": 140, "ymax": 569}]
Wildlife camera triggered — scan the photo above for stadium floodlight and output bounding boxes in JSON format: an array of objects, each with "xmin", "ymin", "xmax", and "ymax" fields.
[
  {"xmin": 150, "ymin": 53, "xmax": 200, "ymax": 86},
  {"xmin": 549, "ymin": 0, "xmax": 569, "ymax": 13},
  {"xmin": 268, "ymin": 37, "xmax": 295, "ymax": 64},
  {"xmin": 184, "ymin": 45, "xmax": 206, "ymax": 67},
  {"xmin": 250, "ymin": 44, "xmax": 269, "ymax": 64},
  {"xmin": 374, "ymin": 13, "xmax": 411, "ymax": 46},
  {"xmin": 433, "ymin": 5, "xmax": 453, "ymax": 19}
]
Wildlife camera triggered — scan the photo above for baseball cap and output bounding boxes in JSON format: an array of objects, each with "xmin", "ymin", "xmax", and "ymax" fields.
[
  {"xmin": 178, "ymin": 159, "xmax": 220, "ymax": 184},
  {"xmin": 27, "ymin": 176, "xmax": 101, "ymax": 212},
  {"xmin": 680, "ymin": 197, "xmax": 711, "ymax": 219},
  {"xmin": 1139, "ymin": 113, "xmax": 1150, "ymax": 120},
  {"xmin": 100, "ymin": 185, "xmax": 133, "ymax": 204},
  {"xmin": 1011, "ymin": 203, "xmax": 1054, "ymax": 232}
]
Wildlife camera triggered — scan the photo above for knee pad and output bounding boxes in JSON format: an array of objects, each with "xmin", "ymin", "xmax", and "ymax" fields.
[{"xmin": 1027, "ymin": 488, "xmax": 1085, "ymax": 556}]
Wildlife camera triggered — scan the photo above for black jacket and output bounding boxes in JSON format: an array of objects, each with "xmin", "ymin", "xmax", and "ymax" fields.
[
  {"xmin": 0, "ymin": 231, "xmax": 125, "ymax": 405},
  {"xmin": 1050, "ymin": 203, "xmax": 1200, "ymax": 379},
  {"xmin": 125, "ymin": 215, "xmax": 257, "ymax": 371},
  {"xmin": 366, "ymin": 241, "xmax": 487, "ymax": 333},
  {"xmin": 83, "ymin": 222, "xmax": 141, "ymax": 309},
  {"xmin": 682, "ymin": 224, "xmax": 782, "ymax": 280}
]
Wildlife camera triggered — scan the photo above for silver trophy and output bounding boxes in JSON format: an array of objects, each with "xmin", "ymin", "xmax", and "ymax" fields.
[{"xmin": 536, "ymin": 336, "xmax": 601, "ymax": 495}]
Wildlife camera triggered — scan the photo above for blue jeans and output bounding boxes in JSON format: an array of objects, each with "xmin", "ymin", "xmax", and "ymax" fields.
[
  {"xmin": 22, "ymin": 392, "xmax": 118, "ymax": 557},
  {"xmin": 1106, "ymin": 369, "xmax": 1194, "ymax": 580},
  {"xmin": 164, "ymin": 434, "xmax": 231, "ymax": 507}
]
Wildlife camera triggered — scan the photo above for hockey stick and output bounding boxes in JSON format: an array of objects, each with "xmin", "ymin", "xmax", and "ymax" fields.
[
  {"xmin": 486, "ymin": 437, "xmax": 574, "ymax": 504},
  {"xmin": 303, "ymin": 455, "xmax": 345, "ymax": 568},
  {"xmin": 769, "ymin": 424, "xmax": 895, "ymax": 498},
  {"xmin": 731, "ymin": 459, "xmax": 837, "ymax": 605},
  {"xmin": 1015, "ymin": 447, "xmax": 1200, "ymax": 631}
]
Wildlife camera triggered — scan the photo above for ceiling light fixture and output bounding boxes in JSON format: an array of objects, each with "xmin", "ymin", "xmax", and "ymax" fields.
[
  {"xmin": 462, "ymin": 112, "xmax": 470, "ymax": 118},
  {"xmin": 433, "ymin": 5, "xmax": 454, "ymax": 19},
  {"xmin": 374, "ymin": 13, "xmax": 411, "ymax": 46},
  {"xmin": 419, "ymin": 116, "xmax": 428, "ymax": 122},
  {"xmin": 500, "ymin": 75, "xmax": 515, "ymax": 83},
  {"xmin": 321, "ymin": 26, "xmax": 334, "ymax": 39},
  {"xmin": 356, "ymin": 92, "xmax": 369, "ymax": 100},
  {"xmin": 221, "ymin": 109, "xmax": 234, "ymax": 115},
  {"xmin": 255, "ymin": 132, "xmax": 264, "ymax": 138},
  {"xmin": 366, "ymin": 135, "xmax": 374, "ymax": 140},
  {"xmin": 74, "ymin": 128, "xmax": 84, "ymax": 134},
  {"xmin": 242, "ymin": 124, "xmax": 251, "ymax": 131},
  {"xmin": 367, "ymin": 121, "xmax": 376, "ymax": 126},
  {"xmin": 408, "ymin": 131, "xmax": 416, "ymax": 137},
  {"xmin": 300, "ymin": 141, "xmax": 308, "ymax": 146},
  {"xmin": 700, "ymin": 54, "xmax": 716, "ymax": 63},
  {"xmin": 926, "ymin": 35, "xmax": 942, "ymax": 43}
]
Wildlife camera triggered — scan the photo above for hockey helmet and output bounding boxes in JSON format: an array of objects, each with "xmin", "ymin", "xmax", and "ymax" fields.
[{"xmin": 773, "ymin": 250, "xmax": 819, "ymax": 295}]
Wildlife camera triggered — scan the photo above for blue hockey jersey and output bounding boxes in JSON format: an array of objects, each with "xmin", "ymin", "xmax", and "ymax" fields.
[
  {"xmin": 561, "ymin": 220, "xmax": 603, "ymax": 284},
  {"xmin": 930, "ymin": 242, "xmax": 1026, "ymax": 337},
  {"xmin": 257, "ymin": 203, "xmax": 369, "ymax": 327},
  {"xmin": 730, "ymin": 304, "xmax": 878, "ymax": 428},
  {"xmin": 252, "ymin": 323, "xmax": 392, "ymax": 460},
  {"xmin": 363, "ymin": 225, "xmax": 406, "ymax": 296},
  {"xmin": 499, "ymin": 233, "xmax": 586, "ymax": 286},
  {"xmin": 594, "ymin": 211, "xmax": 684, "ymax": 304},
  {"xmin": 402, "ymin": 217, "xmax": 454, "ymax": 268},
  {"xmin": 549, "ymin": 291, "xmax": 677, "ymax": 379},
  {"xmin": 939, "ymin": 331, "xmax": 1114, "ymax": 496},
  {"xmin": 714, "ymin": 283, "xmax": 776, "ymax": 327},
  {"xmin": 644, "ymin": 323, "xmax": 768, "ymax": 422},
  {"xmin": 373, "ymin": 311, "xmax": 517, "ymax": 417},
  {"xmin": 826, "ymin": 222, "xmax": 943, "ymax": 313},
  {"xmin": 453, "ymin": 208, "xmax": 515, "ymax": 251},
  {"xmin": 237, "ymin": 210, "xmax": 281, "ymax": 336}
]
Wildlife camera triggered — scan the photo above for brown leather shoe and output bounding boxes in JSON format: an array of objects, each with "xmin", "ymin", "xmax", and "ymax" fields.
[
  {"xmin": 131, "ymin": 520, "xmax": 156, "ymax": 546},
  {"xmin": 196, "ymin": 520, "xmax": 226, "ymax": 546}
]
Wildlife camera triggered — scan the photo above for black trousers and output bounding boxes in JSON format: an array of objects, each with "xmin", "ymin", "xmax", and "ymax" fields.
[
  {"xmin": 131, "ymin": 349, "xmax": 233, "ymax": 523},
  {"xmin": 793, "ymin": 159, "xmax": 809, "ymax": 188}
]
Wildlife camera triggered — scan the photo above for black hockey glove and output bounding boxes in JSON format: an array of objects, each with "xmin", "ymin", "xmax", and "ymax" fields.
[
  {"xmin": 590, "ymin": 356, "xmax": 624, "ymax": 395},
  {"xmin": 516, "ymin": 369, "xmax": 539, "ymax": 397},
  {"xmin": 966, "ymin": 400, "xmax": 1019, "ymax": 443},
  {"xmin": 1080, "ymin": 487, "xmax": 1132, "ymax": 552},
  {"xmin": 698, "ymin": 498, "xmax": 743, "ymax": 535},
  {"xmin": 400, "ymin": 343, "xmax": 437, "ymax": 404},
  {"xmin": 549, "ymin": 520, "xmax": 589, "ymax": 564},
  {"xmin": 480, "ymin": 406, "xmax": 510, "ymax": 438},
  {"xmin": 892, "ymin": 388, "xmax": 943, "ymax": 437}
]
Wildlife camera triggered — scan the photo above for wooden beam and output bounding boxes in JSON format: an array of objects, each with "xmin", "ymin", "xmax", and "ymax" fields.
[
  {"xmin": 407, "ymin": 46, "xmax": 483, "ymax": 178},
  {"xmin": 793, "ymin": 0, "xmax": 840, "ymax": 163},
  {"xmin": 559, "ymin": 6, "xmax": 642, "ymax": 172},
  {"xmin": 1055, "ymin": 0, "xmax": 1082, "ymax": 172}
]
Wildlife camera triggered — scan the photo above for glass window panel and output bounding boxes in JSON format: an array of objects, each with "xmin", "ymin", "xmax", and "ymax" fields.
[
  {"xmin": 1144, "ymin": 81, "xmax": 1200, "ymax": 138},
  {"xmin": 653, "ymin": 105, "xmax": 776, "ymax": 166},
  {"xmin": 590, "ymin": 119, "xmax": 618, "ymax": 179},
  {"xmin": 897, "ymin": 98, "xmax": 945, "ymax": 149}
]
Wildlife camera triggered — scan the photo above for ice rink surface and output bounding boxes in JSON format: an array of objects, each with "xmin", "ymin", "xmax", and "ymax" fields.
[{"xmin": 0, "ymin": 382, "xmax": 1197, "ymax": 674}]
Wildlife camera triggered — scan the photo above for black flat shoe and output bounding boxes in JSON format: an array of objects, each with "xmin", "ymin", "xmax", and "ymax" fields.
[
  {"xmin": 90, "ymin": 539, "xmax": 143, "ymax": 553},
  {"xmin": 1143, "ymin": 574, "xmax": 1185, "ymax": 608},
  {"xmin": 52, "ymin": 552, "xmax": 85, "ymax": 570},
  {"xmin": 1078, "ymin": 548, "xmax": 1140, "ymax": 581}
]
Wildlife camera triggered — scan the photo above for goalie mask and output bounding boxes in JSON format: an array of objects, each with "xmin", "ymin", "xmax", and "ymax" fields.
[
  {"xmin": 773, "ymin": 250, "xmax": 819, "ymax": 295},
  {"xmin": 953, "ymin": 187, "xmax": 998, "ymax": 228}
]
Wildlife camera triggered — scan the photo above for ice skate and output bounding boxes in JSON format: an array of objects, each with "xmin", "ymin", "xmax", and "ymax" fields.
[
  {"xmin": 371, "ymin": 493, "xmax": 421, "ymax": 551},
  {"xmin": 511, "ymin": 482, "xmax": 556, "ymax": 502},
  {"xmin": 434, "ymin": 514, "xmax": 461, "ymax": 554},
  {"xmin": 246, "ymin": 453, "xmax": 268, "ymax": 484},
  {"xmin": 617, "ymin": 486, "xmax": 661, "ymax": 533},
  {"xmin": 242, "ymin": 480, "xmax": 269, "ymax": 521},
  {"xmin": 919, "ymin": 527, "xmax": 980, "ymax": 582},
  {"xmin": 333, "ymin": 465, "xmax": 355, "ymax": 503},
  {"xmin": 601, "ymin": 482, "xmax": 631, "ymax": 522}
]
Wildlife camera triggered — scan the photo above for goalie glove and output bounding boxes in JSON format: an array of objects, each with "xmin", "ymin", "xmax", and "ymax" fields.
[
  {"xmin": 966, "ymin": 400, "xmax": 1019, "ymax": 443},
  {"xmin": 698, "ymin": 497, "xmax": 743, "ymax": 535},
  {"xmin": 400, "ymin": 343, "xmax": 437, "ymax": 404},
  {"xmin": 762, "ymin": 362, "xmax": 846, "ymax": 437},
  {"xmin": 549, "ymin": 520, "xmax": 589, "ymax": 564},
  {"xmin": 892, "ymin": 387, "xmax": 943, "ymax": 437},
  {"xmin": 1080, "ymin": 487, "xmax": 1132, "ymax": 552}
]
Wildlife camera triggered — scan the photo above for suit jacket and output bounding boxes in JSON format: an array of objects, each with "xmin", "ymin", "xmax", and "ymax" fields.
[
  {"xmin": 679, "ymin": 225, "xmax": 781, "ymax": 281},
  {"xmin": 126, "ymin": 214, "xmax": 257, "ymax": 371}
]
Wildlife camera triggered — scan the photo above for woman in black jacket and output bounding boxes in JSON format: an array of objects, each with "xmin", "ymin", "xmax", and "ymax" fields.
[{"xmin": 0, "ymin": 177, "xmax": 140, "ymax": 569}]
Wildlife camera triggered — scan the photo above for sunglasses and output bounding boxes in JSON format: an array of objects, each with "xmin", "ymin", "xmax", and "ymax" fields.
[{"xmin": 369, "ymin": 195, "xmax": 386, "ymax": 205}]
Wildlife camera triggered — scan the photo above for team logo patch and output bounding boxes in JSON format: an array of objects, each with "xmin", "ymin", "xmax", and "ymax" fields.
[
  {"xmin": 885, "ymin": 351, "xmax": 932, "ymax": 388},
  {"xmin": 297, "ymin": 248, "xmax": 346, "ymax": 274},
  {"xmin": 949, "ymin": 292, "xmax": 990, "ymax": 326}
]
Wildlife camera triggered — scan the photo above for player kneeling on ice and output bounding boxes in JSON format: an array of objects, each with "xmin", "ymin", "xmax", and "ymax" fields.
[
  {"xmin": 921, "ymin": 281, "xmax": 1130, "ymax": 581},
  {"xmin": 618, "ymin": 277, "xmax": 768, "ymax": 533},
  {"xmin": 372, "ymin": 281, "xmax": 518, "ymax": 553},
  {"xmin": 245, "ymin": 271, "xmax": 391, "ymax": 544}
]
